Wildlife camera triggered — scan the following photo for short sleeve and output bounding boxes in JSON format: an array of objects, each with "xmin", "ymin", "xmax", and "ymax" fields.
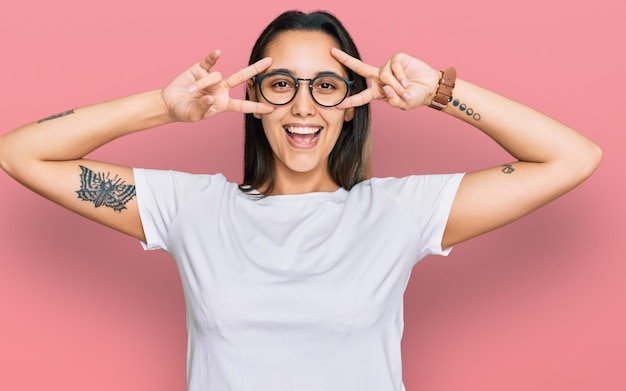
[
  {"xmin": 371, "ymin": 173, "xmax": 464, "ymax": 258},
  {"xmin": 133, "ymin": 168, "xmax": 214, "ymax": 251}
]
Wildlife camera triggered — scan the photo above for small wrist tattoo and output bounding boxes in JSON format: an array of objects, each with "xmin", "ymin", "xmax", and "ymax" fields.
[
  {"xmin": 37, "ymin": 109, "xmax": 75, "ymax": 123},
  {"xmin": 501, "ymin": 164, "xmax": 515, "ymax": 174},
  {"xmin": 76, "ymin": 165, "xmax": 136, "ymax": 212},
  {"xmin": 448, "ymin": 96, "xmax": 481, "ymax": 121}
]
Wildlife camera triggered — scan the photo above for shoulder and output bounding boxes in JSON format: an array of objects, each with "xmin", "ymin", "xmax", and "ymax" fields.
[
  {"xmin": 355, "ymin": 173, "xmax": 464, "ymax": 197},
  {"xmin": 134, "ymin": 168, "xmax": 230, "ymax": 190},
  {"xmin": 133, "ymin": 168, "xmax": 242, "ymax": 208}
]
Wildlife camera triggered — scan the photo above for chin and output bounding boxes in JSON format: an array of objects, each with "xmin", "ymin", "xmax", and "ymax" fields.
[
  {"xmin": 286, "ymin": 161, "xmax": 325, "ymax": 174},
  {"xmin": 278, "ymin": 154, "xmax": 328, "ymax": 175}
]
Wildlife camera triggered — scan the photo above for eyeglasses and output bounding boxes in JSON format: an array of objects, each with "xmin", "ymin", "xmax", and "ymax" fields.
[{"xmin": 253, "ymin": 71, "xmax": 354, "ymax": 108}]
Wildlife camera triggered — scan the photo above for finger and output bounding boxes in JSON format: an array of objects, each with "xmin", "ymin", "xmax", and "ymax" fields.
[
  {"xmin": 380, "ymin": 61, "xmax": 411, "ymax": 102},
  {"xmin": 187, "ymin": 71, "xmax": 223, "ymax": 94},
  {"xmin": 224, "ymin": 57, "xmax": 273, "ymax": 89},
  {"xmin": 202, "ymin": 95, "xmax": 216, "ymax": 108},
  {"xmin": 336, "ymin": 88, "xmax": 377, "ymax": 109},
  {"xmin": 382, "ymin": 85, "xmax": 410, "ymax": 109},
  {"xmin": 330, "ymin": 48, "xmax": 379, "ymax": 79},
  {"xmin": 189, "ymin": 51, "xmax": 220, "ymax": 81},
  {"xmin": 189, "ymin": 63, "xmax": 206, "ymax": 81},
  {"xmin": 199, "ymin": 50, "xmax": 222, "ymax": 71},
  {"xmin": 228, "ymin": 99, "xmax": 275, "ymax": 114},
  {"xmin": 389, "ymin": 55, "xmax": 410, "ymax": 89}
]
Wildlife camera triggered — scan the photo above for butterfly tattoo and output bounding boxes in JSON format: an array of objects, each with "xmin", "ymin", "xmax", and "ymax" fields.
[{"xmin": 76, "ymin": 165, "xmax": 136, "ymax": 212}]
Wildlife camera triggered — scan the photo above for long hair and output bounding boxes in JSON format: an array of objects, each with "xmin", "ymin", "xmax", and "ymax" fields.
[{"xmin": 240, "ymin": 10, "xmax": 371, "ymax": 195}]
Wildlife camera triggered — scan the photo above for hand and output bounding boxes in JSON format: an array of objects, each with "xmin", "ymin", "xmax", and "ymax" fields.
[
  {"xmin": 331, "ymin": 48, "xmax": 441, "ymax": 110},
  {"xmin": 161, "ymin": 50, "xmax": 275, "ymax": 122}
]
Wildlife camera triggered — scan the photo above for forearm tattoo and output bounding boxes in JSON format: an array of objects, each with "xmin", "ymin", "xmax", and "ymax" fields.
[
  {"xmin": 76, "ymin": 165, "xmax": 136, "ymax": 212},
  {"xmin": 37, "ymin": 109, "xmax": 75, "ymax": 123},
  {"xmin": 502, "ymin": 164, "xmax": 515, "ymax": 174},
  {"xmin": 448, "ymin": 96, "xmax": 481, "ymax": 121}
]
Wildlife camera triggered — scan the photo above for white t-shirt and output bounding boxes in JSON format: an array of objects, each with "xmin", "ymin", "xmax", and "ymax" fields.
[{"xmin": 134, "ymin": 168, "xmax": 464, "ymax": 391}]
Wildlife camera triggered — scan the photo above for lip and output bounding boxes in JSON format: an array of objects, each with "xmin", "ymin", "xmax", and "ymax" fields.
[{"xmin": 283, "ymin": 123, "xmax": 323, "ymax": 150}]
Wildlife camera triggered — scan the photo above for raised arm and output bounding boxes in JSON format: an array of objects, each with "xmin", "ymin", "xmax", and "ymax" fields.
[
  {"xmin": 331, "ymin": 49, "xmax": 602, "ymax": 249},
  {"xmin": 436, "ymin": 79, "xmax": 602, "ymax": 248},
  {"xmin": 0, "ymin": 51, "xmax": 274, "ymax": 242},
  {"xmin": 0, "ymin": 90, "xmax": 169, "ymax": 241}
]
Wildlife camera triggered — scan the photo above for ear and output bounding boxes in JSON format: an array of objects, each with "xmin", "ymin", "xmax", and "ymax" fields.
[
  {"xmin": 343, "ymin": 106, "xmax": 355, "ymax": 122},
  {"xmin": 246, "ymin": 80, "xmax": 263, "ymax": 119}
]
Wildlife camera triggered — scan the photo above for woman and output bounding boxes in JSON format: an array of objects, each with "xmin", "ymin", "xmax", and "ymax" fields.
[{"xmin": 0, "ymin": 10, "xmax": 601, "ymax": 391}]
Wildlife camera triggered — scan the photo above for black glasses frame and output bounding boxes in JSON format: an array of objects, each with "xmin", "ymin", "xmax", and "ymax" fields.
[{"xmin": 253, "ymin": 71, "xmax": 354, "ymax": 108}]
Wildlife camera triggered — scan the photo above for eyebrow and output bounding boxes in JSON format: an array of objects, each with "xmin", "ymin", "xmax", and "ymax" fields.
[{"xmin": 265, "ymin": 68, "xmax": 345, "ymax": 78}]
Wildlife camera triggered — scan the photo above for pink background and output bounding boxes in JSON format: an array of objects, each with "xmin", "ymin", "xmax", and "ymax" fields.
[{"xmin": 1, "ymin": 0, "xmax": 624, "ymax": 389}]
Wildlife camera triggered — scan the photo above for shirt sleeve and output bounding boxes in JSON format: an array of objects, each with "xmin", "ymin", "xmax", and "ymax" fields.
[
  {"xmin": 133, "ymin": 168, "xmax": 214, "ymax": 252},
  {"xmin": 372, "ymin": 173, "xmax": 465, "ymax": 258}
]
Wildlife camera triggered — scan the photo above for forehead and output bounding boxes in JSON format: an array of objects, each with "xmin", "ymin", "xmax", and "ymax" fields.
[{"xmin": 265, "ymin": 30, "xmax": 345, "ymax": 76}]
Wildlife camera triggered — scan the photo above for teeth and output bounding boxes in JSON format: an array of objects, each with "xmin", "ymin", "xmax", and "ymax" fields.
[{"xmin": 285, "ymin": 126, "xmax": 321, "ymax": 134}]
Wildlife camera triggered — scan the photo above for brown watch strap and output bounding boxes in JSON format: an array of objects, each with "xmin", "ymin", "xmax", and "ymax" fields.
[{"xmin": 428, "ymin": 67, "xmax": 457, "ymax": 110}]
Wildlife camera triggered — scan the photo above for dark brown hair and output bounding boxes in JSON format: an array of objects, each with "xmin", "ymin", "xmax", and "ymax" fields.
[{"xmin": 240, "ymin": 10, "xmax": 371, "ymax": 195}]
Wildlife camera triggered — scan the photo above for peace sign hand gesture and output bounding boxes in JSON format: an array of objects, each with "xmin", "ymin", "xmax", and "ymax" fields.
[
  {"xmin": 161, "ymin": 50, "xmax": 275, "ymax": 122},
  {"xmin": 331, "ymin": 48, "xmax": 441, "ymax": 111}
]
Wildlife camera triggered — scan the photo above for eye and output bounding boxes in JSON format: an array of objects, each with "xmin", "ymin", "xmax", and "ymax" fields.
[
  {"xmin": 272, "ymin": 80, "xmax": 292, "ymax": 89},
  {"xmin": 313, "ymin": 76, "xmax": 343, "ymax": 94},
  {"xmin": 318, "ymin": 82, "xmax": 336, "ymax": 90},
  {"xmin": 264, "ymin": 74, "xmax": 296, "ymax": 91}
]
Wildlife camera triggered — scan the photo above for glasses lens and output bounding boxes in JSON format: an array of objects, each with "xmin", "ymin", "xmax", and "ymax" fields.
[
  {"xmin": 311, "ymin": 75, "xmax": 349, "ymax": 107},
  {"xmin": 259, "ymin": 74, "xmax": 297, "ymax": 105}
]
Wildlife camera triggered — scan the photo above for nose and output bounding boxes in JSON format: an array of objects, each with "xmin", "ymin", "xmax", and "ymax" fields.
[{"xmin": 291, "ymin": 82, "xmax": 316, "ymax": 117}]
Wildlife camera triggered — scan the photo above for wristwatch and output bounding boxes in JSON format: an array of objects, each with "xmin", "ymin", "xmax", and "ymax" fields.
[{"xmin": 428, "ymin": 67, "xmax": 456, "ymax": 110}]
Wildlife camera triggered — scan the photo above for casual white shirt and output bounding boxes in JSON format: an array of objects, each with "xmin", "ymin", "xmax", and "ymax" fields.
[{"xmin": 134, "ymin": 168, "xmax": 464, "ymax": 391}]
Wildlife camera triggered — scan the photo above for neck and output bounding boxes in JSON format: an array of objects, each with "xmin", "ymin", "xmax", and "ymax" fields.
[{"xmin": 269, "ymin": 168, "xmax": 339, "ymax": 196}]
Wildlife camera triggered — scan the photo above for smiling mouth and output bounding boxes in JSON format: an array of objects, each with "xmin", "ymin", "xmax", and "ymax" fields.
[{"xmin": 284, "ymin": 126, "xmax": 322, "ymax": 145}]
